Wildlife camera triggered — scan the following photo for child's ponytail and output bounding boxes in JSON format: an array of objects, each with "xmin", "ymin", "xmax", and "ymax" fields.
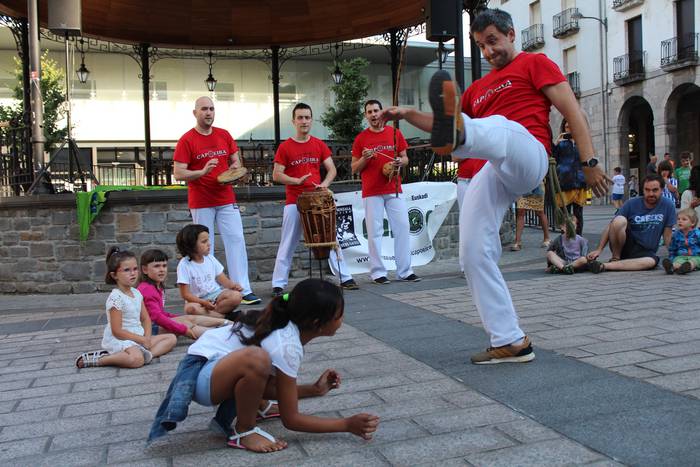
[
  {"xmin": 233, "ymin": 296, "xmax": 291, "ymax": 347},
  {"xmin": 232, "ymin": 279, "xmax": 343, "ymax": 346}
]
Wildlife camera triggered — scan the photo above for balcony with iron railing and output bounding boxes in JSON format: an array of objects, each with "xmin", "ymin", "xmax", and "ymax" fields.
[
  {"xmin": 661, "ymin": 33, "xmax": 699, "ymax": 71},
  {"xmin": 567, "ymin": 71, "xmax": 581, "ymax": 98},
  {"xmin": 553, "ymin": 8, "xmax": 580, "ymax": 38},
  {"xmin": 612, "ymin": 0, "xmax": 644, "ymax": 12},
  {"xmin": 613, "ymin": 50, "xmax": 646, "ymax": 85},
  {"xmin": 521, "ymin": 24, "xmax": 545, "ymax": 51}
]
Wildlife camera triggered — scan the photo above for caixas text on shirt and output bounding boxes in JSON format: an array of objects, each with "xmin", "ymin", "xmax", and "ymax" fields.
[{"xmin": 195, "ymin": 149, "xmax": 228, "ymax": 160}]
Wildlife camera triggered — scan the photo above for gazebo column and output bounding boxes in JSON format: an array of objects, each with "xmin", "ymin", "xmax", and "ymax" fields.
[
  {"xmin": 20, "ymin": 19, "xmax": 30, "ymax": 141},
  {"xmin": 454, "ymin": 1, "xmax": 465, "ymax": 90},
  {"xmin": 389, "ymin": 29, "xmax": 401, "ymax": 130},
  {"xmin": 271, "ymin": 45, "xmax": 281, "ymax": 149},
  {"xmin": 27, "ymin": 0, "xmax": 44, "ymax": 172},
  {"xmin": 138, "ymin": 43, "xmax": 153, "ymax": 186},
  {"xmin": 465, "ymin": 1, "xmax": 489, "ymax": 82}
]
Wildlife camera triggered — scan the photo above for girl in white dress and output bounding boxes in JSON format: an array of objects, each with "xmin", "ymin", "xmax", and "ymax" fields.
[
  {"xmin": 75, "ymin": 247, "xmax": 177, "ymax": 368},
  {"xmin": 185, "ymin": 278, "xmax": 380, "ymax": 453}
]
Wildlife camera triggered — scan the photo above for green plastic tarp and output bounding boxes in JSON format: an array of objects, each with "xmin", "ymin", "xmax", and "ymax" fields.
[{"xmin": 76, "ymin": 185, "xmax": 185, "ymax": 241}]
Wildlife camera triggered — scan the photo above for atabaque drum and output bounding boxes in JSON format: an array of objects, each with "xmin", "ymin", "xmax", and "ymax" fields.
[{"xmin": 296, "ymin": 189, "xmax": 337, "ymax": 260}]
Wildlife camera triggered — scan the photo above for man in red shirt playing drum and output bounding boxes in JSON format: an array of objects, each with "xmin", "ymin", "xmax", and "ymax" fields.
[
  {"xmin": 173, "ymin": 96, "xmax": 261, "ymax": 306},
  {"xmin": 383, "ymin": 9, "xmax": 610, "ymax": 364},
  {"xmin": 351, "ymin": 99, "xmax": 421, "ymax": 285},
  {"xmin": 271, "ymin": 103, "xmax": 356, "ymax": 297}
]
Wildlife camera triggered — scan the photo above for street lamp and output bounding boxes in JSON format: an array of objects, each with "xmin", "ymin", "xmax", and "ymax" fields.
[
  {"xmin": 330, "ymin": 43, "xmax": 344, "ymax": 84},
  {"xmin": 75, "ymin": 38, "xmax": 89, "ymax": 84},
  {"xmin": 572, "ymin": 11, "xmax": 610, "ymax": 185},
  {"xmin": 204, "ymin": 51, "xmax": 217, "ymax": 92},
  {"xmin": 331, "ymin": 65, "xmax": 343, "ymax": 85}
]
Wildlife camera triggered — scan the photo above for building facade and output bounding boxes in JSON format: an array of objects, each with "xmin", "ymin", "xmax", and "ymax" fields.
[{"xmin": 498, "ymin": 0, "xmax": 699, "ymax": 185}]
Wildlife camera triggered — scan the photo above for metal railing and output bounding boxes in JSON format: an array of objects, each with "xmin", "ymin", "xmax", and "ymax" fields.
[
  {"xmin": 0, "ymin": 125, "xmax": 33, "ymax": 197},
  {"xmin": 612, "ymin": 0, "xmax": 644, "ymax": 11},
  {"xmin": 521, "ymin": 24, "xmax": 545, "ymax": 51},
  {"xmin": 553, "ymin": 8, "xmax": 580, "ymax": 38},
  {"xmin": 0, "ymin": 138, "xmax": 459, "ymax": 197},
  {"xmin": 613, "ymin": 50, "xmax": 646, "ymax": 83},
  {"xmin": 567, "ymin": 71, "xmax": 581, "ymax": 98},
  {"xmin": 661, "ymin": 33, "xmax": 699, "ymax": 68}
]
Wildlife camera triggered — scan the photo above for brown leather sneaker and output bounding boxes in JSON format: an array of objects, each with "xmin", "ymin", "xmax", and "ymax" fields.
[{"xmin": 470, "ymin": 336, "xmax": 536, "ymax": 365}]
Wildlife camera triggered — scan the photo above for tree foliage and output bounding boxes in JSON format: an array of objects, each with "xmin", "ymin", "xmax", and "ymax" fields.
[
  {"xmin": 0, "ymin": 51, "xmax": 67, "ymax": 150},
  {"xmin": 320, "ymin": 57, "xmax": 370, "ymax": 142}
]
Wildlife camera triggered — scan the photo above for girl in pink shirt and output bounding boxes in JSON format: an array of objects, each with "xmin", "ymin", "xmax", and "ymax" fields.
[{"xmin": 138, "ymin": 249, "xmax": 230, "ymax": 339}]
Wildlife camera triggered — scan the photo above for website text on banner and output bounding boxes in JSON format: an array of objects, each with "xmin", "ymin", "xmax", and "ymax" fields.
[{"xmin": 331, "ymin": 182, "xmax": 457, "ymax": 275}]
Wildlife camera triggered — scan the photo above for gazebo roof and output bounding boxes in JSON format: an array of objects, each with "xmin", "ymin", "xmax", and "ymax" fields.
[{"xmin": 0, "ymin": 0, "xmax": 427, "ymax": 48}]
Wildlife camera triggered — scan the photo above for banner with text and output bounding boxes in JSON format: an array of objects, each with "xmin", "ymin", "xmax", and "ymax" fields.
[{"xmin": 332, "ymin": 181, "xmax": 457, "ymax": 275}]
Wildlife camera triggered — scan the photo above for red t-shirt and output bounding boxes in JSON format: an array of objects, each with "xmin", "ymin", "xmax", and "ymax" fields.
[
  {"xmin": 352, "ymin": 127, "xmax": 408, "ymax": 198},
  {"xmin": 173, "ymin": 127, "xmax": 239, "ymax": 209},
  {"xmin": 457, "ymin": 158, "xmax": 487, "ymax": 179},
  {"xmin": 462, "ymin": 52, "xmax": 565, "ymax": 155},
  {"xmin": 274, "ymin": 136, "xmax": 332, "ymax": 205}
]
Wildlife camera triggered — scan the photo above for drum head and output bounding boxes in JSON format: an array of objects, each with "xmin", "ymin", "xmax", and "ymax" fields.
[{"xmin": 217, "ymin": 167, "xmax": 248, "ymax": 184}]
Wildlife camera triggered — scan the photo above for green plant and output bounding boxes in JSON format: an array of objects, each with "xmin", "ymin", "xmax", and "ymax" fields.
[
  {"xmin": 321, "ymin": 57, "xmax": 370, "ymax": 142},
  {"xmin": 0, "ymin": 51, "xmax": 67, "ymax": 150}
]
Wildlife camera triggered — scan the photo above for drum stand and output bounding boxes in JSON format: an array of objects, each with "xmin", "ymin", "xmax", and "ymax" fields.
[{"xmin": 303, "ymin": 243, "xmax": 342, "ymax": 286}]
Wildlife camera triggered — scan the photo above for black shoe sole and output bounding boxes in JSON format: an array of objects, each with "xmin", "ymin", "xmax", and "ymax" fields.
[
  {"xmin": 429, "ymin": 70, "xmax": 461, "ymax": 156},
  {"xmin": 662, "ymin": 259, "xmax": 674, "ymax": 275}
]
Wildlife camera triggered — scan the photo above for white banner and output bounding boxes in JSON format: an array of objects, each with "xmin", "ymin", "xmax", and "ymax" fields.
[{"xmin": 332, "ymin": 181, "xmax": 457, "ymax": 275}]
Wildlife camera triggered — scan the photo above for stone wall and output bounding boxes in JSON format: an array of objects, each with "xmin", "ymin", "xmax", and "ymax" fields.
[{"xmin": 0, "ymin": 187, "xmax": 514, "ymax": 294}]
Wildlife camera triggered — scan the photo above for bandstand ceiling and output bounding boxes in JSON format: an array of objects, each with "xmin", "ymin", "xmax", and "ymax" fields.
[{"xmin": 0, "ymin": 0, "xmax": 428, "ymax": 48}]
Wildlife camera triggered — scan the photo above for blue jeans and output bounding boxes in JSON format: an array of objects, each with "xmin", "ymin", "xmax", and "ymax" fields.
[{"xmin": 148, "ymin": 354, "xmax": 237, "ymax": 442}]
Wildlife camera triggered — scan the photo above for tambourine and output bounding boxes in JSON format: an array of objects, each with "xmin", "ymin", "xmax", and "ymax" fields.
[
  {"xmin": 217, "ymin": 166, "xmax": 248, "ymax": 184},
  {"xmin": 382, "ymin": 162, "xmax": 400, "ymax": 180}
]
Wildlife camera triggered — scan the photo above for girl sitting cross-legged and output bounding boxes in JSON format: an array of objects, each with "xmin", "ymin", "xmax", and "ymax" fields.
[
  {"xmin": 75, "ymin": 247, "xmax": 177, "ymax": 369},
  {"xmin": 176, "ymin": 224, "xmax": 243, "ymax": 320}
]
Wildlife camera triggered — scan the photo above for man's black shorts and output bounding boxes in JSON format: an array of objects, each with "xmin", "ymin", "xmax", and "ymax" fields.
[{"xmin": 621, "ymin": 232, "xmax": 660, "ymax": 266}]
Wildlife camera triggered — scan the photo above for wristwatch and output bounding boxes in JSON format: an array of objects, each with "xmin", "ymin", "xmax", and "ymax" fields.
[{"xmin": 581, "ymin": 157, "xmax": 599, "ymax": 168}]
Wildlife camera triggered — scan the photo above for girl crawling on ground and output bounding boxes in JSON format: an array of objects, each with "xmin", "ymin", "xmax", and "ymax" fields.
[{"xmin": 163, "ymin": 278, "xmax": 379, "ymax": 452}]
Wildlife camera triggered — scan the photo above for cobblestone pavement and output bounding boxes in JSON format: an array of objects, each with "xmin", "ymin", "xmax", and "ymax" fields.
[
  {"xmin": 0, "ymin": 206, "xmax": 698, "ymax": 466},
  {"xmin": 387, "ymin": 270, "xmax": 700, "ymax": 400}
]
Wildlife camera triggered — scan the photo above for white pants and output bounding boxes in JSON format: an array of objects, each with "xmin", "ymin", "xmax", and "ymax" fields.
[
  {"xmin": 453, "ymin": 114, "xmax": 548, "ymax": 347},
  {"xmin": 362, "ymin": 194, "xmax": 414, "ymax": 280},
  {"xmin": 190, "ymin": 204, "xmax": 253, "ymax": 296},
  {"xmin": 456, "ymin": 178, "xmax": 471, "ymax": 273},
  {"xmin": 272, "ymin": 204, "xmax": 352, "ymax": 289}
]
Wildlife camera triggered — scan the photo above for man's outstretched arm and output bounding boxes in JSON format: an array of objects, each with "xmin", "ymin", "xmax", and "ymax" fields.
[
  {"xmin": 380, "ymin": 107, "xmax": 434, "ymax": 133},
  {"xmin": 542, "ymin": 81, "xmax": 611, "ymax": 198}
]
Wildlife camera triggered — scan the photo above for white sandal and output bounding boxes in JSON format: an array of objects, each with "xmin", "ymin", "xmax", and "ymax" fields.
[
  {"xmin": 75, "ymin": 350, "xmax": 107, "ymax": 368},
  {"xmin": 257, "ymin": 400, "xmax": 280, "ymax": 420},
  {"xmin": 227, "ymin": 425, "xmax": 277, "ymax": 451}
]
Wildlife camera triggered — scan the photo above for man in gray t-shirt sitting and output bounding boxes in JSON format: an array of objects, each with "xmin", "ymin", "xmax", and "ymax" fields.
[{"xmin": 587, "ymin": 174, "xmax": 675, "ymax": 273}]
